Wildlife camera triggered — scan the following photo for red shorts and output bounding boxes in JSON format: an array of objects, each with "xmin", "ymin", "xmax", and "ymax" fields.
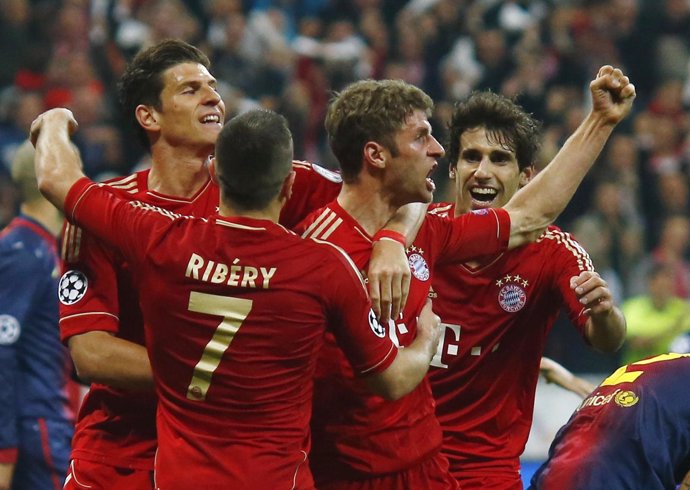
[
  {"xmin": 64, "ymin": 459, "xmax": 154, "ymax": 490},
  {"xmin": 457, "ymin": 472, "xmax": 523, "ymax": 490},
  {"xmin": 317, "ymin": 453, "xmax": 459, "ymax": 490}
]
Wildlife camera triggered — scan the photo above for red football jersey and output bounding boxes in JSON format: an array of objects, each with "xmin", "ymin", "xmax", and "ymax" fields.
[
  {"xmin": 427, "ymin": 203, "xmax": 592, "ymax": 479},
  {"xmin": 298, "ymin": 201, "xmax": 510, "ymax": 480},
  {"xmin": 63, "ymin": 178, "xmax": 392, "ymax": 489},
  {"xmin": 59, "ymin": 163, "xmax": 341, "ymax": 470}
]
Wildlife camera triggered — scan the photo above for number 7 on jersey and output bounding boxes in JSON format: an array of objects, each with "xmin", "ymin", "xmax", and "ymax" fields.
[{"xmin": 186, "ymin": 291, "xmax": 253, "ymax": 401}]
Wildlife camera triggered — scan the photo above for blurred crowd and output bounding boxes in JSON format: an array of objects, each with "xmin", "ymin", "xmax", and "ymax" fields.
[{"xmin": 1, "ymin": 0, "xmax": 690, "ymax": 370}]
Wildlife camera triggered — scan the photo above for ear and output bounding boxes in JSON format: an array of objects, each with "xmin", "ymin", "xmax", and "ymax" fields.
[
  {"xmin": 363, "ymin": 141, "xmax": 387, "ymax": 170},
  {"xmin": 135, "ymin": 104, "xmax": 160, "ymax": 133},
  {"xmin": 519, "ymin": 165, "xmax": 534, "ymax": 188},
  {"xmin": 279, "ymin": 170, "xmax": 296, "ymax": 204},
  {"xmin": 449, "ymin": 165, "xmax": 457, "ymax": 179}
]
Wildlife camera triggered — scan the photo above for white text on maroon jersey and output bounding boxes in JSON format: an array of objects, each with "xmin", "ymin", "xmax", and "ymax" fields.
[{"xmin": 185, "ymin": 253, "xmax": 277, "ymax": 288}]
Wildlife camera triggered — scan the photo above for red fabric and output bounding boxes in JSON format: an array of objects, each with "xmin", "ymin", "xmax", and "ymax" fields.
[
  {"xmin": 297, "ymin": 201, "xmax": 509, "ymax": 481},
  {"xmin": 64, "ymin": 179, "xmax": 393, "ymax": 489},
  {"xmin": 428, "ymin": 202, "xmax": 591, "ymax": 478}
]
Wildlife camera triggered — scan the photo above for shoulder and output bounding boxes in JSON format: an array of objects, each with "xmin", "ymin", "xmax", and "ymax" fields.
[
  {"xmin": 427, "ymin": 202, "xmax": 454, "ymax": 218},
  {"xmin": 292, "ymin": 160, "xmax": 342, "ymax": 184},
  {"xmin": 304, "ymin": 236, "xmax": 363, "ymax": 279},
  {"xmin": 102, "ymin": 170, "xmax": 148, "ymax": 198}
]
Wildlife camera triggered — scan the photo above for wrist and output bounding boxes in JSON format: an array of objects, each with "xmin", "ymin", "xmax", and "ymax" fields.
[{"xmin": 373, "ymin": 229, "xmax": 407, "ymax": 248}]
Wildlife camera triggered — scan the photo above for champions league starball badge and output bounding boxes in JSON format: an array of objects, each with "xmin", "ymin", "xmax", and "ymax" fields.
[{"xmin": 58, "ymin": 270, "xmax": 88, "ymax": 305}]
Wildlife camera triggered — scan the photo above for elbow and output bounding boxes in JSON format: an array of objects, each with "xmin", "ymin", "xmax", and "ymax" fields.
[{"xmin": 376, "ymin": 383, "xmax": 412, "ymax": 402}]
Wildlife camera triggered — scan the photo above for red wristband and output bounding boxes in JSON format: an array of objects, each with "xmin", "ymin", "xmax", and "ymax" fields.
[{"xmin": 372, "ymin": 229, "xmax": 407, "ymax": 247}]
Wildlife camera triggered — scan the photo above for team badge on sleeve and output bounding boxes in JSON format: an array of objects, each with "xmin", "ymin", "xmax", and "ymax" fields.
[
  {"xmin": 0, "ymin": 315, "xmax": 20, "ymax": 345},
  {"xmin": 369, "ymin": 309, "xmax": 386, "ymax": 338},
  {"xmin": 58, "ymin": 270, "xmax": 88, "ymax": 305}
]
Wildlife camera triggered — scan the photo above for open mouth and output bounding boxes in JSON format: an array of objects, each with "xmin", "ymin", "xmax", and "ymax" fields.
[
  {"xmin": 426, "ymin": 165, "xmax": 437, "ymax": 192},
  {"xmin": 200, "ymin": 114, "xmax": 222, "ymax": 126},
  {"xmin": 469, "ymin": 187, "xmax": 497, "ymax": 204}
]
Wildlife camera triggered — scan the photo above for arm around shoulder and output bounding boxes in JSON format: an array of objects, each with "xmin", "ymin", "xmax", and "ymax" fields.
[
  {"xmin": 364, "ymin": 300, "xmax": 441, "ymax": 400},
  {"xmin": 69, "ymin": 331, "xmax": 154, "ymax": 391}
]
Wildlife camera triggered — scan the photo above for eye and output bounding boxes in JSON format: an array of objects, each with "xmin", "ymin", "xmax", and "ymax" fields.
[{"xmin": 462, "ymin": 150, "xmax": 481, "ymax": 163}]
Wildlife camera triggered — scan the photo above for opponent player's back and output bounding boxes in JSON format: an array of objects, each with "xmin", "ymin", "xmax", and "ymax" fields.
[{"xmin": 529, "ymin": 353, "xmax": 690, "ymax": 490}]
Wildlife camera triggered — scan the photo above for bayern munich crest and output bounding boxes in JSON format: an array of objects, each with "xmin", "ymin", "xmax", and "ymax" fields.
[
  {"xmin": 496, "ymin": 274, "xmax": 528, "ymax": 313},
  {"xmin": 58, "ymin": 270, "xmax": 88, "ymax": 305},
  {"xmin": 408, "ymin": 252, "xmax": 429, "ymax": 281}
]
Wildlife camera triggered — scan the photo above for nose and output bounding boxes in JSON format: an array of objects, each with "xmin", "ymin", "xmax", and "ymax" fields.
[
  {"xmin": 429, "ymin": 135, "xmax": 445, "ymax": 158},
  {"xmin": 203, "ymin": 85, "xmax": 222, "ymax": 106},
  {"xmin": 474, "ymin": 157, "xmax": 492, "ymax": 179}
]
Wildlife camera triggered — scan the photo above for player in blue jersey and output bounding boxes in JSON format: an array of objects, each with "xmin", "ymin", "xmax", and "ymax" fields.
[
  {"xmin": 529, "ymin": 353, "xmax": 690, "ymax": 489},
  {"xmin": 0, "ymin": 141, "xmax": 75, "ymax": 490}
]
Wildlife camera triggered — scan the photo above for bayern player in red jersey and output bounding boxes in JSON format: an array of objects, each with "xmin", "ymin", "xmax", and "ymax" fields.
[
  {"xmin": 298, "ymin": 67, "xmax": 635, "ymax": 490},
  {"xmin": 427, "ymin": 88, "xmax": 628, "ymax": 489},
  {"xmin": 57, "ymin": 40, "xmax": 351, "ymax": 489},
  {"xmin": 32, "ymin": 107, "xmax": 442, "ymax": 490}
]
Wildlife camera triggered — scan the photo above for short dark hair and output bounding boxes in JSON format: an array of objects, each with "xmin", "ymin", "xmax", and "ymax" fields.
[
  {"xmin": 447, "ymin": 91, "xmax": 541, "ymax": 171},
  {"xmin": 215, "ymin": 110, "xmax": 293, "ymax": 211},
  {"xmin": 117, "ymin": 39, "xmax": 211, "ymax": 148},
  {"xmin": 325, "ymin": 79, "xmax": 434, "ymax": 183}
]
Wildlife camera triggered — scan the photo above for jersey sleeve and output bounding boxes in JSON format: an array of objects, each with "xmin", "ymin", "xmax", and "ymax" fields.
[
  {"xmin": 65, "ymin": 178, "xmax": 173, "ymax": 274},
  {"xmin": 0, "ymin": 244, "xmax": 42, "ymax": 462},
  {"xmin": 546, "ymin": 228, "xmax": 594, "ymax": 334},
  {"xmin": 319, "ymin": 243, "xmax": 397, "ymax": 376},
  {"xmin": 279, "ymin": 161, "xmax": 342, "ymax": 230},
  {"xmin": 59, "ymin": 220, "xmax": 122, "ymax": 341},
  {"xmin": 432, "ymin": 208, "xmax": 511, "ymax": 264}
]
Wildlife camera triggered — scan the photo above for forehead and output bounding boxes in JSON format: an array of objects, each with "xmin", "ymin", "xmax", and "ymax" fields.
[
  {"xmin": 162, "ymin": 62, "xmax": 215, "ymax": 88},
  {"xmin": 460, "ymin": 126, "xmax": 515, "ymax": 154},
  {"xmin": 399, "ymin": 109, "xmax": 432, "ymax": 133}
]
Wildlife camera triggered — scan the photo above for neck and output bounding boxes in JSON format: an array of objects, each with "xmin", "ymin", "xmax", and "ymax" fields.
[
  {"xmin": 337, "ymin": 179, "xmax": 400, "ymax": 236},
  {"xmin": 20, "ymin": 200, "xmax": 63, "ymax": 237},
  {"xmin": 147, "ymin": 143, "xmax": 212, "ymax": 197},
  {"xmin": 219, "ymin": 199, "xmax": 283, "ymax": 223}
]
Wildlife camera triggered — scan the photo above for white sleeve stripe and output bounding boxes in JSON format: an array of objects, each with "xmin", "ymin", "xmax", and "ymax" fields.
[
  {"xmin": 319, "ymin": 217, "xmax": 342, "ymax": 240},
  {"xmin": 59, "ymin": 311, "xmax": 120, "ymax": 323},
  {"xmin": 301, "ymin": 209, "xmax": 334, "ymax": 238},
  {"xmin": 360, "ymin": 344, "xmax": 397, "ymax": 375},
  {"xmin": 492, "ymin": 208, "xmax": 501, "ymax": 239},
  {"xmin": 542, "ymin": 229, "xmax": 594, "ymax": 271}
]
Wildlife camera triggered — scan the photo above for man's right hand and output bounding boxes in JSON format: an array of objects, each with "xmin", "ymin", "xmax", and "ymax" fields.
[{"xmin": 29, "ymin": 108, "xmax": 79, "ymax": 147}]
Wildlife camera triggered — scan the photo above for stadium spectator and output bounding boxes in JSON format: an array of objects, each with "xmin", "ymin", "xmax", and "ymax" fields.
[
  {"xmin": 427, "ymin": 83, "xmax": 628, "ymax": 489},
  {"xmin": 622, "ymin": 262, "xmax": 690, "ymax": 364},
  {"xmin": 0, "ymin": 140, "xmax": 75, "ymax": 490}
]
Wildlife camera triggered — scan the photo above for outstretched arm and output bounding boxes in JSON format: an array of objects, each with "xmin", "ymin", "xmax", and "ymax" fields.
[
  {"xmin": 540, "ymin": 357, "xmax": 596, "ymax": 399},
  {"xmin": 30, "ymin": 108, "xmax": 84, "ymax": 210},
  {"xmin": 504, "ymin": 66, "xmax": 636, "ymax": 249}
]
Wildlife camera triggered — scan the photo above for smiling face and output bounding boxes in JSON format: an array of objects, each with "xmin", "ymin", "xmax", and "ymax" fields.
[
  {"xmin": 146, "ymin": 62, "xmax": 226, "ymax": 151},
  {"xmin": 451, "ymin": 126, "xmax": 533, "ymax": 213},
  {"xmin": 384, "ymin": 109, "xmax": 444, "ymax": 206}
]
